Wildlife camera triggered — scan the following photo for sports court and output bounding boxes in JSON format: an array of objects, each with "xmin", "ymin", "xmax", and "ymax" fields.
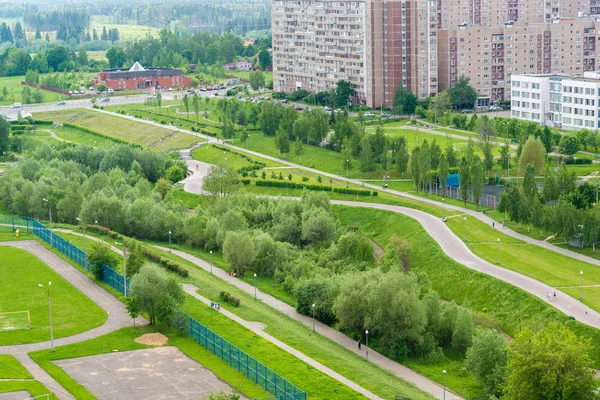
[{"xmin": 54, "ymin": 347, "xmax": 243, "ymax": 399}]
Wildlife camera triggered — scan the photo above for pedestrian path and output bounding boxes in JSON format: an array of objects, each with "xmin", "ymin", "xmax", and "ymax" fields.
[{"xmin": 182, "ymin": 284, "xmax": 385, "ymax": 400}]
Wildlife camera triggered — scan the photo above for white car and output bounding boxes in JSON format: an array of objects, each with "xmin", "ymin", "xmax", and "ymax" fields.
[
  {"xmin": 10, "ymin": 103, "xmax": 21, "ymax": 108},
  {"xmin": 107, "ymin": 88, "xmax": 114, "ymax": 94},
  {"xmin": 364, "ymin": 112, "xmax": 375, "ymax": 117}
]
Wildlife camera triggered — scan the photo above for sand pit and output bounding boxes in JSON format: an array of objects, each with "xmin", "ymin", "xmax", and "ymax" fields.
[{"xmin": 134, "ymin": 333, "xmax": 168, "ymax": 346}]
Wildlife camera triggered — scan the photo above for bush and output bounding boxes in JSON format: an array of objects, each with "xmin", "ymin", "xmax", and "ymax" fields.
[
  {"xmin": 565, "ymin": 157, "xmax": 592, "ymax": 165},
  {"xmin": 219, "ymin": 291, "xmax": 241, "ymax": 307},
  {"xmin": 254, "ymin": 180, "xmax": 375, "ymax": 196}
]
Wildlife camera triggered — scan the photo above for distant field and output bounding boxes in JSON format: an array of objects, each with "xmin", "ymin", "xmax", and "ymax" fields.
[
  {"xmin": 90, "ymin": 19, "xmax": 160, "ymax": 40},
  {"xmin": 227, "ymin": 70, "xmax": 273, "ymax": 84},
  {"xmin": 87, "ymin": 50, "xmax": 107, "ymax": 61}
]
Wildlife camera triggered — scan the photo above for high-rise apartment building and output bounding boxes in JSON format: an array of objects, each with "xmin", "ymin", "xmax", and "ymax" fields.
[{"xmin": 271, "ymin": 0, "xmax": 438, "ymax": 108}]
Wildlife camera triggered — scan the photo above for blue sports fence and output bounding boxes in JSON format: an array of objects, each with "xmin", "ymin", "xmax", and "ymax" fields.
[{"xmin": 23, "ymin": 217, "xmax": 306, "ymax": 400}]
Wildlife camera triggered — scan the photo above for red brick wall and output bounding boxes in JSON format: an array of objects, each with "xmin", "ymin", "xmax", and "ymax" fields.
[{"xmin": 94, "ymin": 73, "xmax": 193, "ymax": 90}]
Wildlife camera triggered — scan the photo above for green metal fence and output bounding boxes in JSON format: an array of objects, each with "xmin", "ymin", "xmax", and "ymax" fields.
[
  {"xmin": 188, "ymin": 317, "xmax": 306, "ymax": 400},
  {"xmin": 0, "ymin": 215, "xmax": 30, "ymax": 233}
]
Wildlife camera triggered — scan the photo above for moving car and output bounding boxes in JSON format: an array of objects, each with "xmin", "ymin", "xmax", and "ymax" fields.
[{"xmin": 57, "ymin": 101, "xmax": 66, "ymax": 106}]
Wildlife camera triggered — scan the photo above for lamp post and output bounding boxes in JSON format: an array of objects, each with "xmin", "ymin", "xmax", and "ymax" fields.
[
  {"xmin": 346, "ymin": 159, "xmax": 349, "ymax": 178},
  {"xmin": 38, "ymin": 282, "xmax": 54, "ymax": 351},
  {"xmin": 253, "ymin": 273, "xmax": 257, "ymax": 299},
  {"xmin": 580, "ymin": 270, "xmax": 584, "ymax": 301},
  {"xmin": 168, "ymin": 230, "xmax": 172, "ymax": 252},
  {"xmin": 76, "ymin": 217, "xmax": 86, "ymax": 268},
  {"xmin": 497, "ymin": 238, "xmax": 500, "ymax": 264},
  {"xmin": 365, "ymin": 329, "xmax": 369, "ymax": 361},
  {"xmin": 443, "ymin": 370, "xmax": 447, "ymax": 400},
  {"xmin": 210, "ymin": 250, "xmax": 213, "ymax": 275},
  {"xmin": 43, "ymin": 198, "xmax": 52, "ymax": 246},
  {"xmin": 463, "ymin": 217, "xmax": 467, "ymax": 242},
  {"xmin": 311, "ymin": 303, "xmax": 316, "ymax": 332}
]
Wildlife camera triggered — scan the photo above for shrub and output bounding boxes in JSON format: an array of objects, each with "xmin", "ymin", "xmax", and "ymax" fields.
[{"xmin": 219, "ymin": 291, "xmax": 241, "ymax": 307}]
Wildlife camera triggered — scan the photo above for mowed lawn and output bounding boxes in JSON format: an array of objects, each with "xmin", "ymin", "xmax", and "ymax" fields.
[
  {"xmin": 191, "ymin": 143, "xmax": 282, "ymax": 169},
  {"xmin": 0, "ymin": 355, "xmax": 32, "ymax": 379},
  {"xmin": 0, "ymin": 73, "xmax": 96, "ymax": 106},
  {"xmin": 52, "ymin": 125, "xmax": 116, "ymax": 147},
  {"xmin": 0, "ymin": 246, "xmax": 106, "ymax": 345}
]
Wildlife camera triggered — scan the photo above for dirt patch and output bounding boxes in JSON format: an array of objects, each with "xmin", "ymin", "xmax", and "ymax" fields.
[
  {"xmin": 135, "ymin": 333, "xmax": 168, "ymax": 346},
  {"xmin": 371, "ymin": 239, "xmax": 385, "ymax": 262}
]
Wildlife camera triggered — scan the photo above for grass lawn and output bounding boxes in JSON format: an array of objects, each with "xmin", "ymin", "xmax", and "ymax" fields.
[
  {"xmin": 29, "ymin": 326, "xmax": 270, "ymax": 400},
  {"xmin": 87, "ymin": 50, "xmax": 107, "ymax": 61},
  {"xmin": 0, "ymin": 75, "xmax": 94, "ymax": 106},
  {"xmin": 33, "ymin": 109, "xmax": 88, "ymax": 125},
  {"xmin": 191, "ymin": 143, "xmax": 283, "ymax": 170},
  {"xmin": 0, "ymin": 355, "xmax": 32, "ymax": 379},
  {"xmin": 0, "ymin": 246, "xmax": 107, "ymax": 345},
  {"xmin": 51, "ymin": 125, "xmax": 116, "ymax": 147},
  {"xmin": 334, "ymin": 206, "xmax": 600, "ymax": 368},
  {"xmin": 0, "ymin": 380, "xmax": 52, "ymax": 398},
  {"xmin": 90, "ymin": 20, "xmax": 160, "ymax": 40}
]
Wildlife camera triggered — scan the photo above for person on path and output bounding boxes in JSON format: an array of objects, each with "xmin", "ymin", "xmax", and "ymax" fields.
[
  {"xmin": 358, "ymin": 340, "xmax": 361, "ymax": 350},
  {"xmin": 554, "ymin": 291, "xmax": 557, "ymax": 301},
  {"xmin": 210, "ymin": 300, "xmax": 214, "ymax": 308},
  {"xmin": 492, "ymin": 221, "xmax": 495, "ymax": 229}
]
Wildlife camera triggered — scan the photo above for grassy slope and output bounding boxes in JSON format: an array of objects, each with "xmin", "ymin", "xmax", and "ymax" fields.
[
  {"xmin": 0, "ymin": 73, "xmax": 94, "ymax": 106},
  {"xmin": 0, "ymin": 355, "xmax": 32, "ymax": 379},
  {"xmin": 333, "ymin": 206, "xmax": 600, "ymax": 368},
  {"xmin": 0, "ymin": 381, "xmax": 52, "ymax": 397},
  {"xmin": 0, "ymin": 247, "xmax": 107, "ymax": 345}
]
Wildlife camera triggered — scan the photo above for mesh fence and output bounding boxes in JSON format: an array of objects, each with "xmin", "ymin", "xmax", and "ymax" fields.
[
  {"xmin": 0, "ymin": 215, "xmax": 30, "ymax": 233},
  {"xmin": 188, "ymin": 317, "xmax": 306, "ymax": 400}
]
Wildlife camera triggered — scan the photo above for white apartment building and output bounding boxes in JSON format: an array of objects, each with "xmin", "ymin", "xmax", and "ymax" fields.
[{"xmin": 510, "ymin": 72, "xmax": 600, "ymax": 130}]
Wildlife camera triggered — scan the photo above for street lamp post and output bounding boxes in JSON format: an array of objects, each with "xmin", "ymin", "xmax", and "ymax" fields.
[
  {"xmin": 168, "ymin": 230, "xmax": 172, "ymax": 252},
  {"xmin": 443, "ymin": 370, "xmax": 447, "ymax": 400},
  {"xmin": 210, "ymin": 250, "xmax": 213, "ymax": 275},
  {"xmin": 497, "ymin": 238, "xmax": 500, "ymax": 264},
  {"xmin": 463, "ymin": 217, "xmax": 467, "ymax": 242},
  {"xmin": 346, "ymin": 159, "xmax": 349, "ymax": 178},
  {"xmin": 38, "ymin": 282, "xmax": 54, "ymax": 351},
  {"xmin": 311, "ymin": 303, "xmax": 316, "ymax": 332},
  {"xmin": 253, "ymin": 273, "xmax": 257, "ymax": 299},
  {"xmin": 76, "ymin": 218, "xmax": 86, "ymax": 268},
  {"xmin": 365, "ymin": 329, "xmax": 369, "ymax": 361},
  {"xmin": 580, "ymin": 270, "xmax": 584, "ymax": 301},
  {"xmin": 43, "ymin": 198, "xmax": 52, "ymax": 246}
]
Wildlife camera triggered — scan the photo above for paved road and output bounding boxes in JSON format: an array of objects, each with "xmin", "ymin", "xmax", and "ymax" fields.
[
  {"xmin": 179, "ymin": 145, "xmax": 212, "ymax": 195},
  {"xmin": 182, "ymin": 284, "xmax": 386, "ymax": 400},
  {"xmin": 0, "ymin": 241, "xmax": 144, "ymax": 399}
]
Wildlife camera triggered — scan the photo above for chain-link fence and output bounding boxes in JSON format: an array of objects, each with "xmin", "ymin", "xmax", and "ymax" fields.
[{"xmin": 0, "ymin": 215, "xmax": 30, "ymax": 233}]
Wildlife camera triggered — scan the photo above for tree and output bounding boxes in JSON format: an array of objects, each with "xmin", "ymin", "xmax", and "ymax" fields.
[
  {"xmin": 249, "ymin": 70, "xmax": 265, "ymax": 92},
  {"xmin": 203, "ymin": 164, "xmax": 239, "ymax": 196},
  {"xmin": 359, "ymin": 136, "xmax": 376, "ymax": 175},
  {"xmin": 519, "ymin": 136, "xmax": 546, "ymax": 175},
  {"xmin": 223, "ymin": 231, "xmax": 255, "ymax": 276},
  {"xmin": 396, "ymin": 138, "xmax": 409, "ymax": 177},
  {"xmin": 258, "ymin": 49, "xmax": 272, "ymax": 69},
  {"xmin": 335, "ymin": 79, "xmax": 353, "ymax": 108},
  {"xmin": 559, "ymin": 134, "xmax": 580, "ymax": 156},
  {"xmin": 522, "ymin": 163, "xmax": 537, "ymax": 202},
  {"xmin": 259, "ymin": 101, "xmax": 280, "ymax": 136},
  {"xmin": 465, "ymin": 328, "xmax": 507, "ymax": 397},
  {"xmin": 77, "ymin": 45, "xmax": 88, "ymax": 67},
  {"xmin": 393, "ymin": 85, "xmax": 417, "ymax": 116},
  {"xmin": 451, "ymin": 307, "xmax": 474, "ymax": 351},
  {"xmin": 459, "ymin": 157, "xmax": 471, "ymax": 206},
  {"xmin": 0, "ymin": 116, "xmax": 8, "ymax": 156},
  {"xmin": 541, "ymin": 126, "xmax": 554, "ymax": 153},
  {"xmin": 128, "ymin": 263, "xmax": 185, "ymax": 325},
  {"xmin": 543, "ymin": 167, "xmax": 558, "ymax": 202},
  {"xmin": 448, "ymin": 75, "xmax": 478, "ymax": 110},
  {"xmin": 156, "ymin": 93, "xmax": 162, "ymax": 114},
  {"xmin": 429, "ymin": 91, "xmax": 452, "ymax": 122},
  {"xmin": 46, "ymin": 46, "xmax": 69, "ymax": 71},
  {"xmin": 419, "ymin": 140, "xmax": 431, "ymax": 193},
  {"xmin": 106, "ymin": 46, "xmax": 126, "ymax": 68},
  {"xmin": 192, "ymin": 94, "xmax": 200, "ymax": 123},
  {"xmin": 301, "ymin": 208, "xmax": 337, "ymax": 247},
  {"xmin": 410, "ymin": 146, "xmax": 421, "ymax": 192},
  {"xmin": 294, "ymin": 137, "xmax": 304, "ymax": 161},
  {"xmin": 296, "ymin": 276, "xmax": 338, "ymax": 325},
  {"xmin": 182, "ymin": 94, "xmax": 190, "ymax": 120},
  {"xmin": 101, "ymin": 26, "xmax": 109, "ymax": 41},
  {"xmin": 438, "ymin": 154, "xmax": 449, "ymax": 196},
  {"xmin": 471, "ymin": 156, "xmax": 484, "ymax": 209},
  {"xmin": 498, "ymin": 141, "xmax": 511, "ymax": 171},
  {"xmin": 87, "ymin": 241, "xmax": 119, "ymax": 281},
  {"xmin": 477, "ymin": 115, "xmax": 495, "ymax": 171},
  {"xmin": 504, "ymin": 323, "xmax": 598, "ymax": 399},
  {"xmin": 446, "ymin": 136, "xmax": 457, "ymax": 167},
  {"xmin": 275, "ymin": 130, "xmax": 290, "ymax": 157},
  {"xmin": 386, "ymin": 234, "xmax": 411, "ymax": 274}
]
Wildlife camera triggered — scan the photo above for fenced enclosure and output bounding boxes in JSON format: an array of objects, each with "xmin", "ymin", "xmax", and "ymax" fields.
[
  {"xmin": 188, "ymin": 317, "xmax": 306, "ymax": 400},
  {"xmin": 0, "ymin": 215, "xmax": 30, "ymax": 233}
]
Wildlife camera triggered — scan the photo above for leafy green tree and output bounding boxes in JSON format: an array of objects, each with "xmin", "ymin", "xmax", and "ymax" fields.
[
  {"xmin": 296, "ymin": 276, "xmax": 338, "ymax": 325},
  {"xmin": 0, "ymin": 116, "xmax": 9, "ymax": 155},
  {"xmin": 410, "ymin": 146, "xmax": 421, "ymax": 192},
  {"xmin": 522, "ymin": 163, "xmax": 537, "ymax": 202},
  {"xmin": 448, "ymin": 75, "xmax": 478, "ymax": 110},
  {"xmin": 557, "ymin": 164, "xmax": 577, "ymax": 195},
  {"xmin": 87, "ymin": 240, "xmax": 119, "ymax": 281},
  {"xmin": 182, "ymin": 94, "xmax": 190, "ymax": 120},
  {"xmin": 429, "ymin": 91, "xmax": 452, "ymax": 122},
  {"xmin": 223, "ymin": 231, "xmax": 255, "ymax": 276},
  {"xmin": 359, "ymin": 136, "xmax": 376, "ymax": 175},
  {"xmin": 275, "ymin": 130, "xmax": 290, "ymax": 157},
  {"xmin": 301, "ymin": 208, "xmax": 337, "ymax": 248},
  {"xmin": 445, "ymin": 136, "xmax": 457, "ymax": 167},
  {"xmin": 559, "ymin": 134, "xmax": 580, "ymax": 156},
  {"xmin": 541, "ymin": 126, "xmax": 554, "ymax": 153},
  {"xmin": 395, "ymin": 137, "xmax": 409, "ymax": 177},
  {"xmin": 471, "ymin": 156, "xmax": 484, "ymax": 209},
  {"xmin": 451, "ymin": 307, "xmax": 474, "ymax": 351},
  {"xmin": 258, "ymin": 49, "xmax": 272, "ymax": 69},
  {"xmin": 386, "ymin": 234, "xmax": 411, "ymax": 274},
  {"xmin": 438, "ymin": 154, "xmax": 449, "ymax": 196},
  {"xmin": 192, "ymin": 94, "xmax": 200, "ymax": 123},
  {"xmin": 419, "ymin": 140, "xmax": 431, "ymax": 193},
  {"xmin": 128, "ymin": 263, "xmax": 185, "ymax": 325},
  {"xmin": 294, "ymin": 137, "xmax": 304, "ymax": 161},
  {"xmin": 77, "ymin": 45, "xmax": 88, "ymax": 67},
  {"xmin": 259, "ymin": 101, "xmax": 281, "ymax": 136},
  {"xmin": 335, "ymin": 79, "xmax": 353, "ymax": 108},
  {"xmin": 504, "ymin": 323, "xmax": 598, "ymax": 399},
  {"xmin": 465, "ymin": 328, "xmax": 507, "ymax": 396},
  {"xmin": 156, "ymin": 93, "xmax": 162, "ymax": 113},
  {"xmin": 393, "ymin": 85, "xmax": 417, "ymax": 115},
  {"xmin": 459, "ymin": 157, "xmax": 471, "ymax": 206},
  {"xmin": 498, "ymin": 141, "xmax": 511, "ymax": 171},
  {"xmin": 203, "ymin": 164, "xmax": 239, "ymax": 196},
  {"xmin": 477, "ymin": 115, "xmax": 495, "ymax": 171},
  {"xmin": 519, "ymin": 136, "xmax": 546, "ymax": 175},
  {"xmin": 543, "ymin": 167, "xmax": 558, "ymax": 202},
  {"xmin": 249, "ymin": 70, "xmax": 265, "ymax": 91},
  {"xmin": 106, "ymin": 45, "xmax": 126, "ymax": 68}
]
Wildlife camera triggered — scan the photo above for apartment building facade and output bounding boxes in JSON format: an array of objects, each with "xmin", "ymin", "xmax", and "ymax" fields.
[
  {"xmin": 271, "ymin": 0, "xmax": 438, "ymax": 108},
  {"xmin": 510, "ymin": 72, "xmax": 600, "ymax": 130},
  {"xmin": 438, "ymin": 17, "xmax": 600, "ymax": 106}
]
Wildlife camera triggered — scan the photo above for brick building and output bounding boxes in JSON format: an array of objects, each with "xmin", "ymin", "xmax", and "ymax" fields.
[{"xmin": 93, "ymin": 62, "xmax": 193, "ymax": 91}]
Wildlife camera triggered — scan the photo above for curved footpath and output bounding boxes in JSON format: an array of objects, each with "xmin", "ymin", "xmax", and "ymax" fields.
[{"xmin": 0, "ymin": 241, "xmax": 145, "ymax": 400}]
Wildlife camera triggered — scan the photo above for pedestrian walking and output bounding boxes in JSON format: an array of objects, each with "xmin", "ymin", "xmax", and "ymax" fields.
[
  {"xmin": 358, "ymin": 340, "xmax": 361, "ymax": 350},
  {"xmin": 492, "ymin": 221, "xmax": 495, "ymax": 229},
  {"xmin": 553, "ymin": 291, "xmax": 557, "ymax": 301},
  {"xmin": 210, "ymin": 301, "xmax": 214, "ymax": 308}
]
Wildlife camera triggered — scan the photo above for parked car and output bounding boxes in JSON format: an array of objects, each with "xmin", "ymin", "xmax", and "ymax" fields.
[
  {"xmin": 10, "ymin": 103, "xmax": 21, "ymax": 108},
  {"xmin": 461, "ymin": 109, "xmax": 473, "ymax": 114},
  {"xmin": 73, "ymin": 90, "xmax": 79, "ymax": 95},
  {"xmin": 381, "ymin": 113, "xmax": 391, "ymax": 117},
  {"xmin": 364, "ymin": 112, "xmax": 375, "ymax": 116},
  {"xmin": 57, "ymin": 101, "xmax": 66, "ymax": 106},
  {"xmin": 107, "ymin": 88, "xmax": 114, "ymax": 94},
  {"xmin": 324, "ymin": 106, "xmax": 332, "ymax": 111},
  {"xmin": 295, "ymin": 106, "xmax": 304, "ymax": 111}
]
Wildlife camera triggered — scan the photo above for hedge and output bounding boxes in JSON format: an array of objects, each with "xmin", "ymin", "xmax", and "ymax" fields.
[
  {"xmin": 255, "ymin": 180, "xmax": 375, "ymax": 196},
  {"xmin": 213, "ymin": 145, "xmax": 267, "ymax": 170},
  {"xmin": 34, "ymin": 120, "xmax": 53, "ymax": 125},
  {"xmin": 565, "ymin": 157, "xmax": 593, "ymax": 165},
  {"xmin": 220, "ymin": 291, "xmax": 241, "ymax": 307},
  {"xmin": 63, "ymin": 123, "xmax": 142, "ymax": 148}
]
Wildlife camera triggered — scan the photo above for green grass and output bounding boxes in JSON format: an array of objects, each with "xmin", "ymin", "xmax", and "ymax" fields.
[
  {"xmin": 87, "ymin": 50, "xmax": 107, "ymax": 61},
  {"xmin": 33, "ymin": 109, "xmax": 88, "ymax": 125},
  {"xmin": 29, "ymin": 326, "xmax": 271, "ymax": 399},
  {"xmin": 0, "ymin": 246, "xmax": 107, "ymax": 345},
  {"xmin": 90, "ymin": 20, "xmax": 161, "ymax": 40},
  {"xmin": 334, "ymin": 206, "xmax": 600, "ymax": 368},
  {"xmin": 226, "ymin": 70, "xmax": 273, "ymax": 84},
  {"xmin": 0, "ymin": 74, "xmax": 94, "ymax": 106},
  {"xmin": 0, "ymin": 355, "xmax": 32, "ymax": 379},
  {"xmin": 51, "ymin": 125, "xmax": 116, "ymax": 147},
  {"xmin": 0, "ymin": 380, "xmax": 52, "ymax": 398},
  {"xmin": 191, "ymin": 143, "xmax": 283, "ymax": 170}
]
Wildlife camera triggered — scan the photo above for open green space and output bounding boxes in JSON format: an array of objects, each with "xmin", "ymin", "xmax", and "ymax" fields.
[
  {"xmin": 90, "ymin": 20, "xmax": 160, "ymax": 40},
  {"xmin": 51, "ymin": 125, "xmax": 116, "ymax": 147},
  {"xmin": 0, "ymin": 74, "xmax": 92, "ymax": 106},
  {"xmin": 0, "ymin": 246, "xmax": 107, "ymax": 345},
  {"xmin": 226, "ymin": 70, "xmax": 273, "ymax": 85},
  {"xmin": 0, "ymin": 355, "xmax": 32, "ymax": 379},
  {"xmin": 33, "ymin": 109, "xmax": 87, "ymax": 125},
  {"xmin": 29, "ymin": 326, "xmax": 271, "ymax": 400},
  {"xmin": 191, "ymin": 143, "xmax": 283, "ymax": 170},
  {"xmin": 0, "ymin": 380, "xmax": 52, "ymax": 398}
]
